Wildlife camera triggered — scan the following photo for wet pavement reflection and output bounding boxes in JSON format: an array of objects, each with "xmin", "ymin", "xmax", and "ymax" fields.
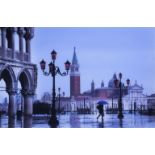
[{"xmin": 0, "ymin": 113, "xmax": 155, "ymax": 128}]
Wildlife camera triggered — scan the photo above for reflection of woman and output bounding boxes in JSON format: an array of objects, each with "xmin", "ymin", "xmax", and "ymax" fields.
[{"xmin": 97, "ymin": 104, "xmax": 104, "ymax": 120}]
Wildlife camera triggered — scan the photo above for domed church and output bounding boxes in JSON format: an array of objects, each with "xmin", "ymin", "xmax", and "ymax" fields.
[{"xmin": 83, "ymin": 73, "xmax": 128, "ymax": 99}]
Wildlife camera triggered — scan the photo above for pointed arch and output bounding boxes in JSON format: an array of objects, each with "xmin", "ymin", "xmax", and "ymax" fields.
[
  {"xmin": 17, "ymin": 68, "xmax": 33, "ymax": 91},
  {"xmin": 0, "ymin": 65, "xmax": 17, "ymax": 90}
]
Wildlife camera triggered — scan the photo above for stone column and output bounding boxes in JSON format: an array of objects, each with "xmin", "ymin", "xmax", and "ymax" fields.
[
  {"xmin": 8, "ymin": 90, "xmax": 17, "ymax": 117},
  {"xmin": 17, "ymin": 28, "xmax": 24, "ymax": 61},
  {"xmin": 24, "ymin": 28, "xmax": 34, "ymax": 62},
  {"xmin": 0, "ymin": 29, "xmax": 1, "ymax": 47},
  {"xmin": 26, "ymin": 39, "xmax": 31, "ymax": 61},
  {"xmin": 23, "ymin": 90, "xmax": 34, "ymax": 116},
  {"xmin": 8, "ymin": 117, "xmax": 15, "ymax": 128},
  {"xmin": 26, "ymin": 39, "xmax": 31, "ymax": 53},
  {"xmin": 24, "ymin": 116, "xmax": 32, "ymax": 128},
  {"xmin": 1, "ymin": 28, "xmax": 6, "ymax": 58},
  {"xmin": 11, "ymin": 27, "xmax": 16, "ymax": 59},
  {"xmin": 11, "ymin": 28, "xmax": 16, "ymax": 50}
]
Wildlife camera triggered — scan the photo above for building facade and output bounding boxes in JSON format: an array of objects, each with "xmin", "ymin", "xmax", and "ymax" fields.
[
  {"xmin": 83, "ymin": 73, "xmax": 128, "ymax": 99},
  {"xmin": 0, "ymin": 27, "xmax": 37, "ymax": 116},
  {"xmin": 147, "ymin": 94, "xmax": 155, "ymax": 113},
  {"xmin": 122, "ymin": 81, "xmax": 147, "ymax": 111}
]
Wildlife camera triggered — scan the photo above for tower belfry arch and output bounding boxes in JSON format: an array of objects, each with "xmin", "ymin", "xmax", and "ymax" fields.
[{"xmin": 0, "ymin": 27, "xmax": 37, "ymax": 116}]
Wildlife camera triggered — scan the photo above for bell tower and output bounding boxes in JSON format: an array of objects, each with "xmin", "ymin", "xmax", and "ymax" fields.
[
  {"xmin": 91, "ymin": 80, "xmax": 95, "ymax": 96},
  {"xmin": 70, "ymin": 47, "xmax": 80, "ymax": 97},
  {"xmin": 101, "ymin": 80, "xmax": 104, "ymax": 88}
]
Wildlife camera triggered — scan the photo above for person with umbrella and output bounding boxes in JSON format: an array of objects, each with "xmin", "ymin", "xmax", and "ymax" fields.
[{"xmin": 96, "ymin": 100, "xmax": 108, "ymax": 120}]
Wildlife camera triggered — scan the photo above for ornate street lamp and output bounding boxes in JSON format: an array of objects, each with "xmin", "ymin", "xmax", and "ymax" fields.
[
  {"xmin": 114, "ymin": 73, "xmax": 130, "ymax": 119},
  {"xmin": 57, "ymin": 88, "xmax": 65, "ymax": 114},
  {"xmin": 40, "ymin": 50, "xmax": 71, "ymax": 127},
  {"xmin": 118, "ymin": 73, "xmax": 123, "ymax": 119}
]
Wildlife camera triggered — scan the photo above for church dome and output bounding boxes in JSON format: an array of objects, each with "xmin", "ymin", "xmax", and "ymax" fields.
[{"xmin": 108, "ymin": 73, "xmax": 117, "ymax": 88}]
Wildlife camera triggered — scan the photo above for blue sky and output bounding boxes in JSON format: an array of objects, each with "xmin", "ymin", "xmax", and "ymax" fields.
[
  {"xmin": 31, "ymin": 27, "xmax": 155, "ymax": 99},
  {"xmin": 1, "ymin": 27, "xmax": 155, "ymax": 101}
]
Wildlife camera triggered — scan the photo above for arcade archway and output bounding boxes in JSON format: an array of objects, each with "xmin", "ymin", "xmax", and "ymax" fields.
[
  {"xmin": 0, "ymin": 66, "xmax": 35, "ymax": 116},
  {"xmin": 0, "ymin": 79, "xmax": 8, "ymax": 114},
  {"xmin": 0, "ymin": 66, "xmax": 17, "ymax": 116},
  {"xmin": 18, "ymin": 69, "xmax": 34, "ymax": 116}
]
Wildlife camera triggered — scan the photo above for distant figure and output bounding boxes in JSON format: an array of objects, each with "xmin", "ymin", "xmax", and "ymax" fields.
[{"xmin": 96, "ymin": 104, "xmax": 104, "ymax": 120}]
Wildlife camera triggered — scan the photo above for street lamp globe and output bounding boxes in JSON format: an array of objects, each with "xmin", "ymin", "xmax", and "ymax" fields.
[
  {"xmin": 65, "ymin": 60, "xmax": 71, "ymax": 71},
  {"xmin": 51, "ymin": 50, "xmax": 57, "ymax": 60},
  {"xmin": 126, "ymin": 79, "xmax": 130, "ymax": 86},
  {"xmin": 58, "ymin": 87, "xmax": 61, "ymax": 93},
  {"xmin": 119, "ymin": 72, "xmax": 122, "ymax": 80},
  {"xmin": 40, "ymin": 59, "xmax": 46, "ymax": 70}
]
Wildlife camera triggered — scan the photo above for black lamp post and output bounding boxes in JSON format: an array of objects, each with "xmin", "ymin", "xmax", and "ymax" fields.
[
  {"xmin": 126, "ymin": 78, "xmax": 132, "ymax": 113},
  {"xmin": 134, "ymin": 100, "xmax": 137, "ymax": 113},
  {"xmin": 58, "ymin": 87, "xmax": 61, "ymax": 113},
  {"xmin": 40, "ymin": 50, "xmax": 71, "ymax": 127},
  {"xmin": 114, "ymin": 73, "xmax": 130, "ymax": 119},
  {"xmin": 84, "ymin": 96, "xmax": 86, "ymax": 114}
]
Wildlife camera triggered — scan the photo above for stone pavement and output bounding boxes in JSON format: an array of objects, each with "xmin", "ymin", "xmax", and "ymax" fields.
[
  {"xmin": 1, "ymin": 112, "xmax": 155, "ymax": 128},
  {"xmin": 58, "ymin": 113, "xmax": 155, "ymax": 128}
]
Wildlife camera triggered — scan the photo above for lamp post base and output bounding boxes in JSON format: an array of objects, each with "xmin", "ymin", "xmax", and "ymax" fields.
[
  {"xmin": 48, "ymin": 115, "xmax": 59, "ymax": 128},
  {"xmin": 118, "ymin": 113, "xmax": 124, "ymax": 119}
]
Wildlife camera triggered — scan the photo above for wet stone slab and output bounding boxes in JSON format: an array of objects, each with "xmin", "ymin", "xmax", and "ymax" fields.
[{"xmin": 1, "ymin": 113, "xmax": 155, "ymax": 128}]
